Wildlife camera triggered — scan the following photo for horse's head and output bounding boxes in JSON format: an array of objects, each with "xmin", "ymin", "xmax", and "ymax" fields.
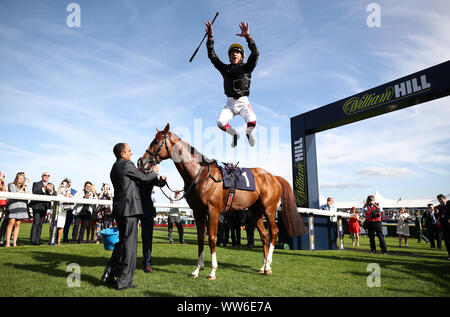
[{"xmin": 138, "ymin": 123, "xmax": 173, "ymax": 172}]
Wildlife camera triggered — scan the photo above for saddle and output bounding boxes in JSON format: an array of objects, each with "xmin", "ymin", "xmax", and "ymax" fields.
[{"xmin": 217, "ymin": 161, "xmax": 256, "ymax": 213}]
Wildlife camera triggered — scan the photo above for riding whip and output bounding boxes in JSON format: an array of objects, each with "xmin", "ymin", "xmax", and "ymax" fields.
[{"xmin": 189, "ymin": 12, "xmax": 219, "ymax": 63}]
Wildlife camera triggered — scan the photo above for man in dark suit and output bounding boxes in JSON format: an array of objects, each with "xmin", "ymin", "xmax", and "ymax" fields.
[
  {"xmin": 423, "ymin": 203, "xmax": 441, "ymax": 249},
  {"xmin": 101, "ymin": 143, "xmax": 160, "ymax": 290},
  {"xmin": 29, "ymin": 172, "xmax": 56, "ymax": 245},
  {"xmin": 139, "ymin": 179, "xmax": 165, "ymax": 273},
  {"xmin": 436, "ymin": 194, "xmax": 450, "ymax": 259}
]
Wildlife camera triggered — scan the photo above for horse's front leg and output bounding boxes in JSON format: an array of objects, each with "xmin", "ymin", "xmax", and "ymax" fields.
[
  {"xmin": 190, "ymin": 215, "xmax": 205, "ymax": 278},
  {"xmin": 255, "ymin": 215, "xmax": 269, "ymax": 274},
  {"xmin": 207, "ymin": 209, "xmax": 220, "ymax": 280}
]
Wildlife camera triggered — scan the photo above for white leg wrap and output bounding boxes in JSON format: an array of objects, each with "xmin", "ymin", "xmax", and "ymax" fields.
[
  {"xmin": 209, "ymin": 252, "xmax": 218, "ymax": 279},
  {"xmin": 265, "ymin": 244, "xmax": 275, "ymax": 273},
  {"xmin": 191, "ymin": 251, "xmax": 204, "ymax": 277},
  {"xmin": 267, "ymin": 244, "xmax": 275, "ymax": 264}
]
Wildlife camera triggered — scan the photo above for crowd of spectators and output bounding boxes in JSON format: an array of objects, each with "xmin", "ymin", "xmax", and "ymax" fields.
[
  {"xmin": 0, "ymin": 171, "xmax": 113, "ymax": 247},
  {"xmin": 341, "ymin": 194, "xmax": 450, "ymax": 259}
]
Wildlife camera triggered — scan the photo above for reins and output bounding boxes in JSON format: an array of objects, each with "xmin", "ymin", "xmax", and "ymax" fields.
[{"xmin": 158, "ymin": 162, "xmax": 223, "ymax": 201}]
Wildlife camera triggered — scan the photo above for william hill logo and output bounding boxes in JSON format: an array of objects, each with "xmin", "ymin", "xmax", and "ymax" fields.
[
  {"xmin": 293, "ymin": 137, "xmax": 307, "ymax": 206},
  {"xmin": 343, "ymin": 74, "xmax": 431, "ymax": 115}
]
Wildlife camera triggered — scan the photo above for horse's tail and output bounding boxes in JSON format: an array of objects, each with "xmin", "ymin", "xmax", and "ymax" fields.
[{"xmin": 275, "ymin": 176, "xmax": 307, "ymax": 237}]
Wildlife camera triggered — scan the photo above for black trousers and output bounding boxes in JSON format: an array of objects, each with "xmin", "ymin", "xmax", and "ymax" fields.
[
  {"xmin": 141, "ymin": 216, "xmax": 154, "ymax": 267},
  {"xmin": 442, "ymin": 225, "xmax": 450, "ymax": 257},
  {"xmin": 105, "ymin": 215, "xmax": 139, "ymax": 288},
  {"xmin": 426, "ymin": 224, "xmax": 441, "ymax": 249},
  {"xmin": 63, "ymin": 209, "xmax": 74, "ymax": 242},
  {"xmin": 0, "ymin": 217, "xmax": 9, "ymax": 243},
  {"xmin": 30, "ymin": 209, "xmax": 46, "ymax": 245},
  {"xmin": 217, "ymin": 213, "xmax": 229, "ymax": 246},
  {"xmin": 366, "ymin": 221, "xmax": 387, "ymax": 252},
  {"xmin": 230, "ymin": 210, "xmax": 242, "ymax": 246},
  {"xmin": 72, "ymin": 214, "xmax": 90, "ymax": 242},
  {"xmin": 243, "ymin": 211, "xmax": 255, "ymax": 247}
]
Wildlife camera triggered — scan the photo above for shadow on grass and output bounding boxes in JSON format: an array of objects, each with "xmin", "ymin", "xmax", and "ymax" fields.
[
  {"xmin": 2, "ymin": 250, "xmax": 109, "ymax": 287},
  {"xmin": 148, "ymin": 251, "xmax": 257, "ymax": 276},
  {"xmin": 3, "ymin": 247, "xmax": 257, "ymax": 288},
  {"xmin": 289, "ymin": 249, "xmax": 450, "ymax": 293}
]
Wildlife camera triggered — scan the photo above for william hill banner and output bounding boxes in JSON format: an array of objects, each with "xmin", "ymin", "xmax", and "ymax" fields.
[
  {"xmin": 291, "ymin": 60, "xmax": 450, "ymax": 208},
  {"xmin": 342, "ymin": 74, "xmax": 431, "ymax": 116}
]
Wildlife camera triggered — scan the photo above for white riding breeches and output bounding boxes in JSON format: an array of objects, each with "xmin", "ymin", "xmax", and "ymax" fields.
[{"xmin": 217, "ymin": 96, "xmax": 257, "ymax": 129}]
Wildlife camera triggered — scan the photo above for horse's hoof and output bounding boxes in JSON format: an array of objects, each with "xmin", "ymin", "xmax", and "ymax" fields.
[
  {"xmin": 188, "ymin": 274, "xmax": 198, "ymax": 279},
  {"xmin": 264, "ymin": 270, "xmax": 272, "ymax": 276},
  {"xmin": 207, "ymin": 276, "xmax": 216, "ymax": 280}
]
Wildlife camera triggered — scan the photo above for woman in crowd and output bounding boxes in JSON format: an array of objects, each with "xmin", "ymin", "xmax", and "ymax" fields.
[
  {"xmin": 86, "ymin": 184, "xmax": 98, "ymax": 243},
  {"xmin": 0, "ymin": 172, "xmax": 7, "ymax": 221},
  {"xmin": 396, "ymin": 207, "xmax": 410, "ymax": 247},
  {"xmin": 348, "ymin": 207, "xmax": 361, "ymax": 247},
  {"xmin": 55, "ymin": 179, "xmax": 73, "ymax": 245},
  {"xmin": 5, "ymin": 172, "xmax": 29, "ymax": 247}
]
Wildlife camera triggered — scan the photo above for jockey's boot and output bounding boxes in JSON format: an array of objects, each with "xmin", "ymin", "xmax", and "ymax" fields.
[
  {"xmin": 226, "ymin": 126, "xmax": 240, "ymax": 148},
  {"xmin": 246, "ymin": 130, "xmax": 255, "ymax": 147}
]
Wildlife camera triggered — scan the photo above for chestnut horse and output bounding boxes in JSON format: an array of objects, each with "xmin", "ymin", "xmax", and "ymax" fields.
[{"xmin": 138, "ymin": 123, "xmax": 306, "ymax": 279}]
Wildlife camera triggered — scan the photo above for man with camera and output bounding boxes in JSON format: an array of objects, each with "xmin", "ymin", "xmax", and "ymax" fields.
[
  {"xmin": 96, "ymin": 184, "xmax": 114, "ymax": 238},
  {"xmin": 363, "ymin": 195, "xmax": 387, "ymax": 254}
]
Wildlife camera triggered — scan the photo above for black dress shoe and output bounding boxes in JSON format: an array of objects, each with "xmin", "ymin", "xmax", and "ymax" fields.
[
  {"xmin": 116, "ymin": 284, "xmax": 137, "ymax": 290},
  {"xmin": 101, "ymin": 271, "xmax": 116, "ymax": 285}
]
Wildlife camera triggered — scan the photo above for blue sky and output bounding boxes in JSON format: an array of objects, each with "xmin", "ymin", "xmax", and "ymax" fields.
[{"xmin": 0, "ymin": 0, "xmax": 449, "ymax": 204}]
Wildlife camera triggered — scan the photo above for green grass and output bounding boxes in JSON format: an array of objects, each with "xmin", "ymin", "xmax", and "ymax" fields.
[{"xmin": 0, "ymin": 223, "xmax": 449, "ymax": 297}]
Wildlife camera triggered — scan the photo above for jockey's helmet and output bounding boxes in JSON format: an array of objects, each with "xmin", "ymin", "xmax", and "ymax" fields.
[{"xmin": 228, "ymin": 43, "xmax": 245, "ymax": 61}]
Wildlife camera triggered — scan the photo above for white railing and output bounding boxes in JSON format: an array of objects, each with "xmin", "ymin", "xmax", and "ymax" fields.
[
  {"xmin": 0, "ymin": 191, "xmax": 350, "ymax": 251},
  {"xmin": 0, "ymin": 191, "xmax": 351, "ymax": 217},
  {"xmin": 297, "ymin": 207, "xmax": 351, "ymax": 219},
  {"xmin": 0, "ymin": 191, "xmax": 113, "ymax": 205}
]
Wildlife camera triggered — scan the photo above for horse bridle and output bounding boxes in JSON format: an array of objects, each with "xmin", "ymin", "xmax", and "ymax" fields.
[
  {"xmin": 139, "ymin": 133, "xmax": 170, "ymax": 171},
  {"xmin": 140, "ymin": 133, "xmax": 223, "ymax": 201}
]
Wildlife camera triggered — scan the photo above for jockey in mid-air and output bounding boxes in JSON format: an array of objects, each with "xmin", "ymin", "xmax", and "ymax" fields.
[{"xmin": 205, "ymin": 20, "xmax": 259, "ymax": 148}]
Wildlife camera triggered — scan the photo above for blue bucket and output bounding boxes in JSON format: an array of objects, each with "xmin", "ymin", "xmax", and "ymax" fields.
[{"xmin": 100, "ymin": 227, "xmax": 119, "ymax": 250}]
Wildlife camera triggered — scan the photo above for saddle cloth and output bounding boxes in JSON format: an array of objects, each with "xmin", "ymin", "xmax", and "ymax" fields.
[{"xmin": 217, "ymin": 162, "xmax": 256, "ymax": 191}]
